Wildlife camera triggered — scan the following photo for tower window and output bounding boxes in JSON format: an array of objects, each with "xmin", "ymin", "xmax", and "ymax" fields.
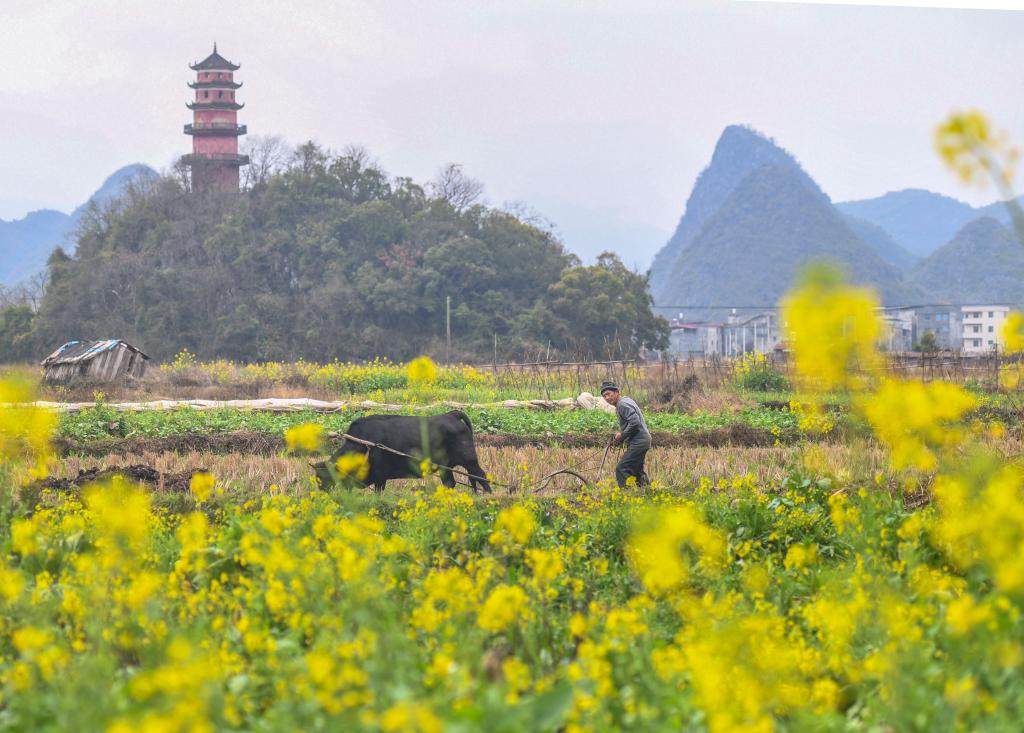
[
  {"xmin": 203, "ymin": 91, "xmax": 209, "ymax": 98},
  {"xmin": 218, "ymin": 90, "xmax": 223, "ymax": 98}
]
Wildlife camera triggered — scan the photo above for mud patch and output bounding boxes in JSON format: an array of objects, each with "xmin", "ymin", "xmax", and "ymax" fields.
[{"xmin": 36, "ymin": 464, "xmax": 203, "ymax": 494}]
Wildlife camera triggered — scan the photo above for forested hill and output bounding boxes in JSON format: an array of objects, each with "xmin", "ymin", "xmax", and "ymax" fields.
[
  {"xmin": 909, "ymin": 217, "xmax": 1024, "ymax": 305},
  {"xmin": 17, "ymin": 145, "xmax": 668, "ymax": 363}
]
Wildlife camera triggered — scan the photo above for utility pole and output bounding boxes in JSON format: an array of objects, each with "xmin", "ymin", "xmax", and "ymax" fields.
[{"xmin": 446, "ymin": 296, "xmax": 451, "ymax": 365}]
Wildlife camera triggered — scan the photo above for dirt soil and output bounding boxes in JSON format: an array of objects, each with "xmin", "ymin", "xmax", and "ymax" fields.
[
  {"xmin": 54, "ymin": 432, "xmax": 285, "ymax": 457},
  {"xmin": 35, "ymin": 464, "xmax": 202, "ymax": 493},
  {"xmin": 54, "ymin": 424, "xmax": 786, "ymax": 458}
]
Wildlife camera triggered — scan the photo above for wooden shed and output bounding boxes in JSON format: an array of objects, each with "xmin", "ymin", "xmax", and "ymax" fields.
[{"xmin": 41, "ymin": 340, "xmax": 149, "ymax": 383}]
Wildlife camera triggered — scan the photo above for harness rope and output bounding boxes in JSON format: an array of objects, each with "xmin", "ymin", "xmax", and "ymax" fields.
[{"xmin": 333, "ymin": 431, "xmax": 606, "ymax": 494}]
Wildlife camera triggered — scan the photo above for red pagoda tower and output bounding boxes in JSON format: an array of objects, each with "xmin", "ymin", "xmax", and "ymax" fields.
[{"xmin": 182, "ymin": 44, "xmax": 249, "ymax": 192}]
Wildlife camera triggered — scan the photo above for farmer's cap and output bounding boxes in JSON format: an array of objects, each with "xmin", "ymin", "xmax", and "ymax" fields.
[{"xmin": 600, "ymin": 381, "xmax": 619, "ymax": 395}]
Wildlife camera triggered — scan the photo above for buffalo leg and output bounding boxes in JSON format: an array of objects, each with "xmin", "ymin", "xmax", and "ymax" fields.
[
  {"xmin": 440, "ymin": 468, "xmax": 456, "ymax": 488},
  {"xmin": 373, "ymin": 480, "xmax": 387, "ymax": 493},
  {"xmin": 465, "ymin": 461, "xmax": 491, "ymax": 493}
]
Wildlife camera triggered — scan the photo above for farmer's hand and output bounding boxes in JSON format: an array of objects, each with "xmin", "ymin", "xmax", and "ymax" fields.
[{"xmin": 613, "ymin": 431, "xmax": 622, "ymax": 446}]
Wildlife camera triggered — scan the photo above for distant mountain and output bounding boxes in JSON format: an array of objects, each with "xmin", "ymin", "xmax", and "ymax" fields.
[
  {"xmin": 842, "ymin": 214, "xmax": 918, "ymax": 271},
  {"xmin": 650, "ymin": 126, "xmax": 922, "ymax": 315},
  {"xmin": 649, "ymin": 125, "xmax": 803, "ymax": 300},
  {"xmin": 0, "ymin": 210, "xmax": 72, "ymax": 286},
  {"xmin": 910, "ymin": 217, "xmax": 1024, "ymax": 306},
  {"xmin": 0, "ymin": 164, "xmax": 157, "ymax": 287},
  {"xmin": 976, "ymin": 197, "xmax": 1024, "ymax": 230},
  {"xmin": 657, "ymin": 161, "xmax": 923, "ymax": 319},
  {"xmin": 836, "ymin": 189, "xmax": 980, "ymax": 258}
]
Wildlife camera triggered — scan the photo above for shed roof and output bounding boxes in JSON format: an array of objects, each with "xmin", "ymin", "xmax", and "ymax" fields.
[{"xmin": 41, "ymin": 340, "xmax": 149, "ymax": 367}]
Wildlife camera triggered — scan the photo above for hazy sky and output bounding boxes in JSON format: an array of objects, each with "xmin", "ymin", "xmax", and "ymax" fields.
[{"xmin": 2, "ymin": 0, "xmax": 1023, "ymax": 266}]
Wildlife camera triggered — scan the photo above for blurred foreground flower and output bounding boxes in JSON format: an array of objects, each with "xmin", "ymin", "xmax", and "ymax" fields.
[
  {"xmin": 190, "ymin": 471, "xmax": 215, "ymax": 503},
  {"xmin": 335, "ymin": 452, "xmax": 369, "ymax": 482},
  {"xmin": 1002, "ymin": 312, "xmax": 1024, "ymax": 354},
  {"xmin": 406, "ymin": 356, "xmax": 438, "ymax": 386},
  {"xmin": 936, "ymin": 111, "xmax": 1019, "ymax": 188},
  {"xmin": 0, "ymin": 372, "xmax": 56, "ymax": 480},
  {"xmin": 860, "ymin": 379, "xmax": 976, "ymax": 472},
  {"xmin": 285, "ymin": 423, "xmax": 323, "ymax": 453},
  {"xmin": 781, "ymin": 264, "xmax": 881, "ymax": 392},
  {"xmin": 628, "ymin": 504, "xmax": 727, "ymax": 596}
]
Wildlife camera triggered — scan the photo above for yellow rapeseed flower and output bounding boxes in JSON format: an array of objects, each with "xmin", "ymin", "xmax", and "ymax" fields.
[
  {"xmin": 83, "ymin": 477, "xmax": 152, "ymax": 554},
  {"xmin": 0, "ymin": 373, "xmax": 56, "ymax": 480},
  {"xmin": 860, "ymin": 379, "xmax": 976, "ymax": 471},
  {"xmin": 285, "ymin": 423, "xmax": 324, "ymax": 453},
  {"xmin": 478, "ymin": 584, "xmax": 531, "ymax": 632},
  {"xmin": 380, "ymin": 701, "xmax": 442, "ymax": 733},
  {"xmin": 935, "ymin": 110, "xmax": 1020, "ymax": 187},
  {"xmin": 190, "ymin": 471, "xmax": 215, "ymax": 503},
  {"xmin": 489, "ymin": 505, "xmax": 537, "ymax": 551},
  {"xmin": 406, "ymin": 356, "xmax": 438, "ymax": 386},
  {"xmin": 12, "ymin": 626, "xmax": 51, "ymax": 653},
  {"xmin": 781, "ymin": 264, "xmax": 881, "ymax": 391},
  {"xmin": 627, "ymin": 504, "xmax": 727, "ymax": 596},
  {"xmin": 1002, "ymin": 311, "xmax": 1024, "ymax": 353},
  {"xmin": 336, "ymin": 453, "xmax": 370, "ymax": 482}
]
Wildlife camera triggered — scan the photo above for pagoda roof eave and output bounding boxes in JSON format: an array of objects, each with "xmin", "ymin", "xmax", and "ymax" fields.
[
  {"xmin": 189, "ymin": 46, "xmax": 240, "ymax": 71},
  {"xmin": 188, "ymin": 79, "xmax": 243, "ymax": 90},
  {"xmin": 186, "ymin": 101, "xmax": 245, "ymax": 111}
]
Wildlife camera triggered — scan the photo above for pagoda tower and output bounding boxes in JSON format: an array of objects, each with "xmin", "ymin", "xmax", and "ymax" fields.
[{"xmin": 182, "ymin": 44, "xmax": 249, "ymax": 192}]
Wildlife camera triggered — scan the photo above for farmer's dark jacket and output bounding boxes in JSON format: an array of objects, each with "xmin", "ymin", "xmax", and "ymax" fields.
[{"xmin": 616, "ymin": 396, "xmax": 651, "ymax": 447}]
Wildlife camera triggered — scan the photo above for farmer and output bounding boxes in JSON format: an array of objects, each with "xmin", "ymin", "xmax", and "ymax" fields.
[{"xmin": 600, "ymin": 381, "xmax": 651, "ymax": 488}]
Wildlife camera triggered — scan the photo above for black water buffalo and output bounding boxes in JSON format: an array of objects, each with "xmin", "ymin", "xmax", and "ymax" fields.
[{"xmin": 313, "ymin": 410, "xmax": 492, "ymax": 493}]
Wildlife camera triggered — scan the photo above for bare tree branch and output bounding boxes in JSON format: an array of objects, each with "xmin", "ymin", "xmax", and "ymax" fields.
[
  {"xmin": 430, "ymin": 163, "xmax": 484, "ymax": 211},
  {"xmin": 241, "ymin": 134, "xmax": 290, "ymax": 189}
]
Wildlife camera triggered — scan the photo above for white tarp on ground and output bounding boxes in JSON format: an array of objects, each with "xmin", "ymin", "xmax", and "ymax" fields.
[{"xmin": 26, "ymin": 394, "xmax": 617, "ymax": 414}]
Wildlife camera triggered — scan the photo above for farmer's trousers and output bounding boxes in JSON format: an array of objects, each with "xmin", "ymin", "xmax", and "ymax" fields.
[{"xmin": 615, "ymin": 438, "xmax": 651, "ymax": 488}]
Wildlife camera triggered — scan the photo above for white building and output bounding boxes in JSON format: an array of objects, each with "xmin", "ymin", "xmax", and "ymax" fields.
[
  {"xmin": 877, "ymin": 307, "xmax": 916, "ymax": 352},
  {"xmin": 669, "ymin": 322, "xmax": 723, "ymax": 358},
  {"xmin": 960, "ymin": 306, "xmax": 1009, "ymax": 353},
  {"xmin": 723, "ymin": 311, "xmax": 779, "ymax": 357}
]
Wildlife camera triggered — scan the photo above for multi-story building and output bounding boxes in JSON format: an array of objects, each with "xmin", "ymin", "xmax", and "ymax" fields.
[
  {"xmin": 723, "ymin": 311, "xmax": 779, "ymax": 357},
  {"xmin": 669, "ymin": 322, "xmax": 723, "ymax": 358},
  {"xmin": 878, "ymin": 307, "xmax": 916, "ymax": 352},
  {"xmin": 914, "ymin": 306, "xmax": 961, "ymax": 351},
  {"xmin": 961, "ymin": 306, "xmax": 1010, "ymax": 353}
]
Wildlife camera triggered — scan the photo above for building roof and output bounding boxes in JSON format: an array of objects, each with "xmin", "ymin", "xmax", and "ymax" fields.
[
  {"xmin": 41, "ymin": 340, "xmax": 149, "ymax": 367},
  {"xmin": 190, "ymin": 44, "xmax": 240, "ymax": 71}
]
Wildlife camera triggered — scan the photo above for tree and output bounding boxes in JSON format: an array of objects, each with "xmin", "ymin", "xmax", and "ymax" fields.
[
  {"xmin": 525, "ymin": 251, "xmax": 670, "ymax": 359},
  {"xmin": 430, "ymin": 163, "xmax": 484, "ymax": 211},
  {"xmin": 918, "ymin": 330, "xmax": 939, "ymax": 353},
  {"xmin": 241, "ymin": 134, "xmax": 290, "ymax": 189},
  {"xmin": 0, "ymin": 305, "xmax": 36, "ymax": 362}
]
